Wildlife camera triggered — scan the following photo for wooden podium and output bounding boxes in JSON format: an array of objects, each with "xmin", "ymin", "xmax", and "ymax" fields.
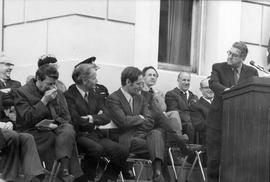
[{"xmin": 220, "ymin": 76, "xmax": 270, "ymax": 182}]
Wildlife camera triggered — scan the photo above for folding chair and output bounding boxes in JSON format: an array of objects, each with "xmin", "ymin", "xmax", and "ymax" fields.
[
  {"xmin": 46, "ymin": 160, "xmax": 61, "ymax": 182},
  {"xmin": 168, "ymin": 145, "xmax": 206, "ymax": 182},
  {"xmin": 120, "ymin": 155, "xmax": 152, "ymax": 182}
]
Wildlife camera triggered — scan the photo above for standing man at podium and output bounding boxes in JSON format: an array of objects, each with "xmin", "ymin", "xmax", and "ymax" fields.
[{"xmin": 207, "ymin": 41, "xmax": 258, "ymax": 182}]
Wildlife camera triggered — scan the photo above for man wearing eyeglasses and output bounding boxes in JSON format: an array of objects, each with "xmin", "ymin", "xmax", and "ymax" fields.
[
  {"xmin": 190, "ymin": 77, "xmax": 213, "ymax": 146},
  {"xmin": 207, "ymin": 41, "xmax": 258, "ymax": 182}
]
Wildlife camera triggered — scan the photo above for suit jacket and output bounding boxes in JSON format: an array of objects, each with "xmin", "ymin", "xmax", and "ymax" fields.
[
  {"xmin": 0, "ymin": 79, "xmax": 21, "ymax": 151},
  {"xmin": 106, "ymin": 89, "xmax": 154, "ymax": 148},
  {"xmin": 165, "ymin": 87, "xmax": 198, "ymax": 124},
  {"xmin": 207, "ymin": 62, "xmax": 258, "ymax": 130},
  {"xmin": 190, "ymin": 97, "xmax": 211, "ymax": 132},
  {"xmin": 0, "ymin": 129, "xmax": 5, "ymax": 151},
  {"xmin": 0, "ymin": 79, "xmax": 21, "ymax": 127},
  {"xmin": 91, "ymin": 83, "xmax": 109, "ymax": 107},
  {"xmin": 64, "ymin": 84, "xmax": 110, "ymax": 133},
  {"xmin": 0, "ymin": 79, "xmax": 21, "ymax": 90},
  {"xmin": 0, "ymin": 79, "xmax": 21, "ymax": 106},
  {"xmin": 14, "ymin": 79, "xmax": 71, "ymax": 131}
]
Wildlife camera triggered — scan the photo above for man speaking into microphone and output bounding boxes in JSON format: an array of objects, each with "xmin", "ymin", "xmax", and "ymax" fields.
[{"xmin": 206, "ymin": 41, "xmax": 258, "ymax": 182}]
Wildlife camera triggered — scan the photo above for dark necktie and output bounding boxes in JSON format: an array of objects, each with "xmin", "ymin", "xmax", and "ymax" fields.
[
  {"xmin": 233, "ymin": 68, "xmax": 239, "ymax": 85},
  {"xmin": 149, "ymin": 87, "xmax": 154, "ymax": 94},
  {"xmin": 84, "ymin": 92, "xmax": 88, "ymax": 103},
  {"xmin": 1, "ymin": 80, "xmax": 6, "ymax": 87},
  {"xmin": 183, "ymin": 92, "xmax": 187, "ymax": 100}
]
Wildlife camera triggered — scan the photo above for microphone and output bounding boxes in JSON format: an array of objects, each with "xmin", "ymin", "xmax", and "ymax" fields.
[{"xmin": 249, "ymin": 60, "xmax": 269, "ymax": 74}]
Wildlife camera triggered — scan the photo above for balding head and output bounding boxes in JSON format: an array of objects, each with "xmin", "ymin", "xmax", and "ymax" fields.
[
  {"xmin": 200, "ymin": 77, "xmax": 214, "ymax": 100},
  {"xmin": 177, "ymin": 72, "xmax": 191, "ymax": 92}
]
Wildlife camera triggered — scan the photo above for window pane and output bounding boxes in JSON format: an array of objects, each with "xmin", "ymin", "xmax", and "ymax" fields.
[{"xmin": 158, "ymin": 0, "xmax": 193, "ymax": 67}]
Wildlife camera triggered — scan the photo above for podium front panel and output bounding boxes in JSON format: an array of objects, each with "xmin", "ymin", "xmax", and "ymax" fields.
[{"xmin": 221, "ymin": 79, "xmax": 270, "ymax": 182}]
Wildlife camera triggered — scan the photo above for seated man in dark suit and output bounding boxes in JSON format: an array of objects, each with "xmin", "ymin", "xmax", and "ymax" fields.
[
  {"xmin": 0, "ymin": 53, "xmax": 21, "ymax": 112},
  {"xmin": 190, "ymin": 78, "xmax": 214, "ymax": 167},
  {"xmin": 14, "ymin": 64, "xmax": 82, "ymax": 182},
  {"xmin": 65, "ymin": 63, "xmax": 128, "ymax": 182},
  {"xmin": 190, "ymin": 77, "xmax": 214, "ymax": 145},
  {"xmin": 165, "ymin": 72, "xmax": 198, "ymax": 143},
  {"xmin": 74, "ymin": 56, "xmax": 109, "ymax": 109},
  {"xmin": 0, "ymin": 53, "xmax": 21, "ymax": 90},
  {"xmin": 107, "ymin": 66, "xmax": 167, "ymax": 182}
]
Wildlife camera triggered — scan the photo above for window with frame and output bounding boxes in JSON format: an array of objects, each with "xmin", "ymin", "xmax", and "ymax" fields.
[{"xmin": 158, "ymin": 0, "xmax": 203, "ymax": 72}]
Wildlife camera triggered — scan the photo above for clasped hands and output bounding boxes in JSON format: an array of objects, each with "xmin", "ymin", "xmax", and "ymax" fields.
[{"xmin": 41, "ymin": 86, "xmax": 57, "ymax": 105}]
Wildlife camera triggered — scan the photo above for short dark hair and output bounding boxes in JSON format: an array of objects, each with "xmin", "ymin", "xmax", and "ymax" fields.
[
  {"xmin": 36, "ymin": 64, "xmax": 59, "ymax": 81},
  {"xmin": 38, "ymin": 55, "xmax": 58, "ymax": 67},
  {"xmin": 142, "ymin": 66, "xmax": 159, "ymax": 77},
  {"xmin": 232, "ymin": 41, "xmax": 248, "ymax": 60},
  {"xmin": 121, "ymin": 66, "xmax": 142, "ymax": 86},
  {"xmin": 72, "ymin": 64, "xmax": 95, "ymax": 84}
]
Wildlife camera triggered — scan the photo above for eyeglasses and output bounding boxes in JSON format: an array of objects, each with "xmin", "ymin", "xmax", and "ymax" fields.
[{"xmin": 227, "ymin": 51, "xmax": 240, "ymax": 58}]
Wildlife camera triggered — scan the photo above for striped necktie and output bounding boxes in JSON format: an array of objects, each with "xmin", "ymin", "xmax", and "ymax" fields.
[
  {"xmin": 129, "ymin": 97, "xmax": 133, "ymax": 113},
  {"xmin": 233, "ymin": 68, "xmax": 239, "ymax": 85},
  {"xmin": 84, "ymin": 92, "xmax": 88, "ymax": 103}
]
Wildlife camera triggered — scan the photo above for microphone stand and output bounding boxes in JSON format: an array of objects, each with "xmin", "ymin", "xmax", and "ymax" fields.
[{"xmin": 250, "ymin": 61, "xmax": 270, "ymax": 74}]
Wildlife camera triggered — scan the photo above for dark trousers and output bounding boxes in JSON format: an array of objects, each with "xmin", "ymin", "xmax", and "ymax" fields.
[
  {"xmin": 153, "ymin": 112, "xmax": 190, "ymax": 154},
  {"xmin": 0, "ymin": 129, "xmax": 44, "ymax": 181},
  {"xmin": 129, "ymin": 129, "xmax": 169, "ymax": 180},
  {"xmin": 206, "ymin": 128, "xmax": 221, "ymax": 182},
  {"xmin": 77, "ymin": 132, "xmax": 128, "ymax": 180},
  {"xmin": 129, "ymin": 129, "xmax": 165, "ymax": 162},
  {"xmin": 182, "ymin": 121, "xmax": 195, "ymax": 143},
  {"xmin": 28, "ymin": 123, "xmax": 83, "ymax": 178}
]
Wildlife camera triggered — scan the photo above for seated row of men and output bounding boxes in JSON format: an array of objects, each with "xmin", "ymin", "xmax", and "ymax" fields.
[{"xmin": 0, "ymin": 54, "xmax": 212, "ymax": 182}]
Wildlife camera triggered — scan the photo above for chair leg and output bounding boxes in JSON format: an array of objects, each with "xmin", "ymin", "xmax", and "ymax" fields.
[
  {"xmin": 168, "ymin": 147, "xmax": 178, "ymax": 181},
  {"xmin": 136, "ymin": 161, "xmax": 144, "ymax": 182},
  {"xmin": 132, "ymin": 165, "xmax": 136, "ymax": 179},
  {"xmin": 187, "ymin": 155, "xmax": 198, "ymax": 181},
  {"xmin": 49, "ymin": 160, "xmax": 60, "ymax": 182},
  {"xmin": 196, "ymin": 151, "xmax": 206, "ymax": 181},
  {"xmin": 103, "ymin": 157, "xmax": 110, "ymax": 171},
  {"xmin": 186, "ymin": 151, "xmax": 206, "ymax": 182},
  {"xmin": 119, "ymin": 171, "xmax": 124, "ymax": 182},
  {"xmin": 180, "ymin": 156, "xmax": 188, "ymax": 181}
]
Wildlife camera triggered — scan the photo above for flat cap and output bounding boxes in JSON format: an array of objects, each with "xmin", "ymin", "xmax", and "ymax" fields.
[{"xmin": 0, "ymin": 53, "xmax": 14, "ymax": 66}]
